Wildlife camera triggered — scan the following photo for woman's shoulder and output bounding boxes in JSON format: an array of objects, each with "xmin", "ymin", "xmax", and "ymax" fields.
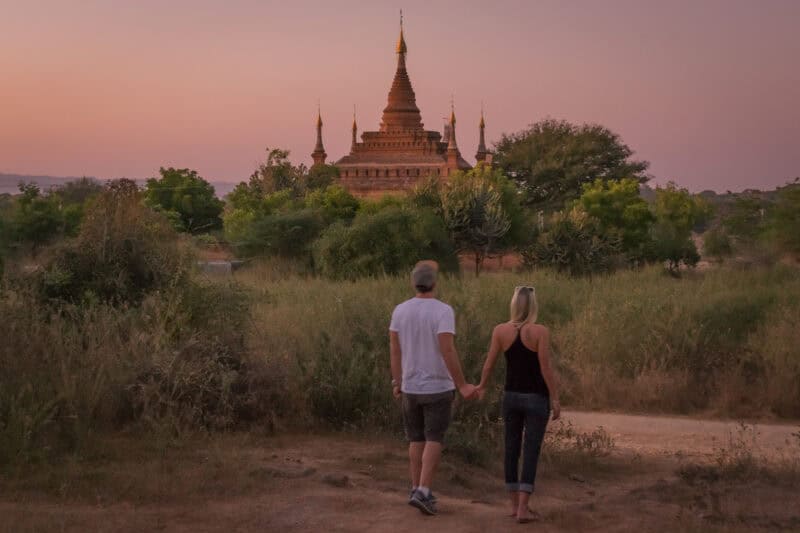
[{"xmin": 522, "ymin": 322, "xmax": 549, "ymax": 338}]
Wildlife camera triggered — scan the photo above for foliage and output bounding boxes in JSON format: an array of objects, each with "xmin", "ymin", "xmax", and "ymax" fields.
[
  {"xmin": 522, "ymin": 207, "xmax": 623, "ymax": 276},
  {"xmin": 144, "ymin": 167, "xmax": 224, "ymax": 233},
  {"xmin": 577, "ymin": 178, "xmax": 655, "ymax": 262},
  {"xmin": 306, "ymin": 164, "xmax": 340, "ymax": 191},
  {"xmin": 493, "ymin": 118, "xmax": 649, "ymax": 208},
  {"xmin": 228, "ymin": 148, "xmax": 306, "ymax": 210},
  {"xmin": 235, "ymin": 209, "xmax": 325, "ymax": 260},
  {"xmin": 32, "ymin": 179, "xmax": 193, "ymax": 305},
  {"xmin": 304, "ymin": 185, "xmax": 359, "ymax": 223},
  {"xmin": 441, "ymin": 166, "xmax": 516, "ymax": 275},
  {"xmin": 312, "ymin": 206, "xmax": 458, "ymax": 280},
  {"xmin": 723, "ymin": 193, "xmax": 768, "ymax": 245},
  {"xmin": 651, "ymin": 183, "xmax": 706, "ymax": 273},
  {"xmin": 8, "ymin": 184, "xmax": 65, "ymax": 253}
]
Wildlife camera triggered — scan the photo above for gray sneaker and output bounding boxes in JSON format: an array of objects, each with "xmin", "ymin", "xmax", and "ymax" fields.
[
  {"xmin": 408, "ymin": 489, "xmax": 437, "ymax": 504},
  {"xmin": 409, "ymin": 490, "xmax": 437, "ymax": 516}
]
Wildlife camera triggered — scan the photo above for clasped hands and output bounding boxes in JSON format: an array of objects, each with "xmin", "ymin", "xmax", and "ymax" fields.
[{"xmin": 458, "ymin": 383, "xmax": 486, "ymax": 401}]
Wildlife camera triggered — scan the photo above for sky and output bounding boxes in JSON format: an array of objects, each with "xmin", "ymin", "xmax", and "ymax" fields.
[{"xmin": 1, "ymin": 0, "xmax": 799, "ymax": 192}]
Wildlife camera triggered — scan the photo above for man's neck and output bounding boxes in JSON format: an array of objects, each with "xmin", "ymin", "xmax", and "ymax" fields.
[{"xmin": 415, "ymin": 292, "xmax": 435, "ymax": 299}]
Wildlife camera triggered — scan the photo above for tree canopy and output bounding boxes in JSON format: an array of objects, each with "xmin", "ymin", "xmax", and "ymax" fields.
[
  {"xmin": 493, "ymin": 119, "xmax": 649, "ymax": 209},
  {"xmin": 144, "ymin": 168, "xmax": 223, "ymax": 233}
]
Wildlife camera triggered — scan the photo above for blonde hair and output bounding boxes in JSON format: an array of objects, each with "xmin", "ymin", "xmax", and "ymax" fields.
[{"xmin": 509, "ymin": 286, "xmax": 538, "ymax": 325}]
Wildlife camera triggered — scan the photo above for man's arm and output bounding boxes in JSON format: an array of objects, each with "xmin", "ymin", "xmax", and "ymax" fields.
[
  {"xmin": 389, "ymin": 331, "xmax": 402, "ymax": 398},
  {"xmin": 438, "ymin": 332, "xmax": 476, "ymax": 399}
]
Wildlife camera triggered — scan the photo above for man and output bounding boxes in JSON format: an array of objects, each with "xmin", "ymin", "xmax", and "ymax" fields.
[{"xmin": 389, "ymin": 260, "xmax": 477, "ymax": 516}]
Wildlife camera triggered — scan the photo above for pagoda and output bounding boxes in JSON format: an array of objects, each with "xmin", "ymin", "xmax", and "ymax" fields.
[{"xmin": 315, "ymin": 15, "xmax": 476, "ymax": 197}]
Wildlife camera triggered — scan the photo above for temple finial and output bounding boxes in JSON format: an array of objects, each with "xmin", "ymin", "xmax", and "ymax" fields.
[
  {"xmin": 449, "ymin": 95, "xmax": 456, "ymax": 125},
  {"xmin": 396, "ymin": 10, "xmax": 407, "ymax": 54},
  {"xmin": 312, "ymin": 102, "xmax": 326, "ymax": 165}
]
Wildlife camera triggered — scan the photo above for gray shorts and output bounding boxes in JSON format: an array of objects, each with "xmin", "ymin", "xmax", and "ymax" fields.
[{"xmin": 402, "ymin": 390, "xmax": 455, "ymax": 443}]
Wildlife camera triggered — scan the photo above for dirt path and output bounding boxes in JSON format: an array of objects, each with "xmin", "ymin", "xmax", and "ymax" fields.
[
  {"xmin": 3, "ymin": 412, "xmax": 799, "ymax": 533},
  {"xmin": 564, "ymin": 410, "xmax": 800, "ymax": 458}
]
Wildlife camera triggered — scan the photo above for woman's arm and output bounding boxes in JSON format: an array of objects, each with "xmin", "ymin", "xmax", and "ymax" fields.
[
  {"xmin": 536, "ymin": 327, "xmax": 561, "ymax": 420},
  {"xmin": 478, "ymin": 327, "xmax": 503, "ymax": 391}
]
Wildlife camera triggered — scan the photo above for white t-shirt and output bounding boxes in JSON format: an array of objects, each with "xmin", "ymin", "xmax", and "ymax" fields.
[{"xmin": 389, "ymin": 297, "xmax": 456, "ymax": 394}]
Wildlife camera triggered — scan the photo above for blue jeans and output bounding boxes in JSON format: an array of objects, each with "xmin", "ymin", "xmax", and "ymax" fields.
[{"xmin": 503, "ymin": 391, "xmax": 550, "ymax": 493}]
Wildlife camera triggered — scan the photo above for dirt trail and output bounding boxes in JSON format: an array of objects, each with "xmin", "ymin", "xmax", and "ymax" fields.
[
  {"xmin": 564, "ymin": 410, "xmax": 799, "ymax": 458},
  {"xmin": 3, "ymin": 411, "xmax": 799, "ymax": 533}
]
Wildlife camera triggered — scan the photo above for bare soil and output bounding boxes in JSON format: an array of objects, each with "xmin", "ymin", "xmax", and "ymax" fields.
[{"xmin": 2, "ymin": 411, "xmax": 798, "ymax": 532}]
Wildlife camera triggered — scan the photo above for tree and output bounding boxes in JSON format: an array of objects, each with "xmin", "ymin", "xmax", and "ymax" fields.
[
  {"xmin": 493, "ymin": 119, "xmax": 649, "ymax": 209},
  {"xmin": 521, "ymin": 207, "xmax": 623, "ymax": 276},
  {"xmin": 312, "ymin": 207, "xmax": 458, "ymax": 280},
  {"xmin": 236, "ymin": 209, "xmax": 325, "ymax": 259},
  {"xmin": 37, "ymin": 179, "xmax": 191, "ymax": 304},
  {"xmin": 228, "ymin": 149, "xmax": 307, "ymax": 211},
  {"xmin": 577, "ymin": 178, "xmax": 655, "ymax": 262},
  {"xmin": 304, "ymin": 185, "xmax": 359, "ymax": 223},
  {"xmin": 441, "ymin": 168, "xmax": 512, "ymax": 276},
  {"xmin": 651, "ymin": 183, "xmax": 705, "ymax": 274},
  {"xmin": 722, "ymin": 193, "xmax": 768, "ymax": 245},
  {"xmin": 306, "ymin": 164, "xmax": 340, "ymax": 191},
  {"xmin": 11, "ymin": 183, "xmax": 64, "ymax": 254},
  {"xmin": 144, "ymin": 167, "xmax": 223, "ymax": 234}
]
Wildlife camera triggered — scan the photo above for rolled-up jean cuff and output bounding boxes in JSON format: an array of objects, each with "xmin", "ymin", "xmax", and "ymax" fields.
[
  {"xmin": 519, "ymin": 483, "xmax": 534, "ymax": 494},
  {"xmin": 506, "ymin": 483, "xmax": 519, "ymax": 491}
]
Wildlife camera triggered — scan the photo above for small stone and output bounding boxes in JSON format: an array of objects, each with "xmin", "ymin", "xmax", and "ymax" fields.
[{"xmin": 569, "ymin": 474, "xmax": 586, "ymax": 483}]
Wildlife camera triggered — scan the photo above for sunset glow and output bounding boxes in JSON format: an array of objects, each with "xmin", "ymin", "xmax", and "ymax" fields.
[{"xmin": 2, "ymin": 0, "xmax": 798, "ymax": 191}]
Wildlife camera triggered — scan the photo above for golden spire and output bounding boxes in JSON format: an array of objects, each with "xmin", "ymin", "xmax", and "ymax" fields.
[
  {"xmin": 316, "ymin": 101, "xmax": 322, "ymax": 128},
  {"xmin": 479, "ymin": 101, "xmax": 485, "ymax": 128},
  {"xmin": 352, "ymin": 104, "xmax": 357, "ymax": 130},
  {"xmin": 449, "ymin": 96, "xmax": 456, "ymax": 125},
  {"xmin": 396, "ymin": 9, "xmax": 407, "ymax": 54}
]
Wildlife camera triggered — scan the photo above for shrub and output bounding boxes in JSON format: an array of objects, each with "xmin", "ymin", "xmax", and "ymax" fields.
[
  {"xmin": 234, "ymin": 208, "xmax": 325, "ymax": 260},
  {"xmin": 312, "ymin": 207, "xmax": 458, "ymax": 279},
  {"xmin": 522, "ymin": 207, "xmax": 623, "ymax": 276},
  {"xmin": 32, "ymin": 179, "xmax": 193, "ymax": 305}
]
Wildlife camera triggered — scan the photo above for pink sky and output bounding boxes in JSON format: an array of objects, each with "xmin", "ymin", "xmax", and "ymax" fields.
[{"xmin": 2, "ymin": 0, "xmax": 798, "ymax": 192}]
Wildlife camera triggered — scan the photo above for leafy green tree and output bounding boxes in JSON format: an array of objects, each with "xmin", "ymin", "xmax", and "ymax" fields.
[
  {"xmin": 441, "ymin": 168, "xmax": 512, "ymax": 276},
  {"xmin": 493, "ymin": 119, "xmax": 649, "ymax": 208},
  {"xmin": 304, "ymin": 185, "xmax": 359, "ymax": 223},
  {"xmin": 228, "ymin": 149, "xmax": 306, "ymax": 211},
  {"xmin": 312, "ymin": 207, "xmax": 458, "ymax": 280},
  {"xmin": 144, "ymin": 167, "xmax": 223, "ymax": 233},
  {"xmin": 236, "ymin": 209, "xmax": 325, "ymax": 259},
  {"xmin": 11, "ymin": 184, "xmax": 64, "ymax": 254},
  {"xmin": 577, "ymin": 178, "xmax": 655, "ymax": 261},
  {"xmin": 651, "ymin": 183, "xmax": 705, "ymax": 273},
  {"xmin": 521, "ymin": 207, "xmax": 623, "ymax": 276}
]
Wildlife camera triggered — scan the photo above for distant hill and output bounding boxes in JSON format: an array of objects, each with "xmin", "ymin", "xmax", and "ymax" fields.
[{"xmin": 0, "ymin": 173, "xmax": 239, "ymax": 198}]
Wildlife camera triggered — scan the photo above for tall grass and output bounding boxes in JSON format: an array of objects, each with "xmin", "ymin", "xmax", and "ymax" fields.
[{"xmin": 238, "ymin": 262, "xmax": 800, "ymax": 425}]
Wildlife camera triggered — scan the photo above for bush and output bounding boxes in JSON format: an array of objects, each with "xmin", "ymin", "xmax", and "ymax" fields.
[
  {"xmin": 312, "ymin": 206, "xmax": 458, "ymax": 279},
  {"xmin": 31, "ymin": 179, "xmax": 193, "ymax": 305},
  {"xmin": 234, "ymin": 208, "xmax": 325, "ymax": 260},
  {"xmin": 522, "ymin": 207, "xmax": 623, "ymax": 276}
]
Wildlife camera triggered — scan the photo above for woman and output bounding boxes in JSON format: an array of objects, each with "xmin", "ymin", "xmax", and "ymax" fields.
[{"xmin": 477, "ymin": 285, "xmax": 561, "ymax": 524}]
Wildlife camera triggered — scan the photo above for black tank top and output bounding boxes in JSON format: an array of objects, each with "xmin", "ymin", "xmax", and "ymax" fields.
[{"xmin": 504, "ymin": 326, "xmax": 549, "ymax": 396}]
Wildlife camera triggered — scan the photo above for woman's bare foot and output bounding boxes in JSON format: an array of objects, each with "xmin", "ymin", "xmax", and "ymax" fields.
[{"xmin": 516, "ymin": 507, "xmax": 539, "ymax": 524}]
